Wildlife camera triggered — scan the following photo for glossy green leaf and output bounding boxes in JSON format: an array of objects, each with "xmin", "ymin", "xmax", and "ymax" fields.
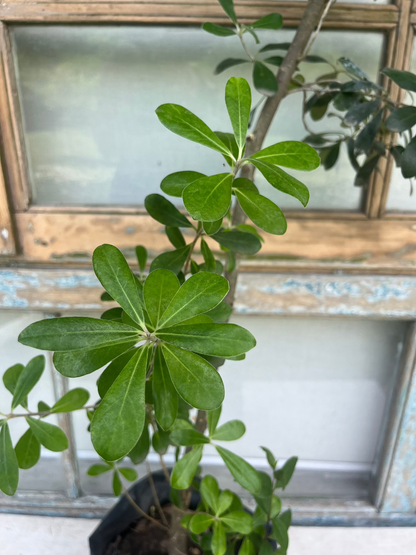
[
  {"xmin": 344, "ymin": 100, "xmax": 381, "ymax": 126},
  {"xmin": 3, "ymin": 364, "xmax": 24, "ymax": 397},
  {"xmin": 402, "ymin": 136, "xmax": 416, "ymax": 178},
  {"xmin": 170, "ymin": 428, "xmax": 210, "ymax": 446},
  {"xmin": 0, "ymin": 423, "xmax": 18, "ymax": 496},
  {"xmin": 225, "ymin": 77, "xmax": 251, "ymax": 151},
  {"xmin": 235, "ymin": 223, "xmax": 264, "ymax": 243},
  {"xmin": 202, "ymin": 22, "xmax": 236, "ymax": 38},
  {"xmin": 251, "ymin": 141, "xmax": 320, "ymax": 171},
  {"xmin": 162, "ymin": 344, "xmax": 224, "ymax": 410},
  {"xmin": 354, "ymin": 154, "xmax": 381, "ymax": 188},
  {"xmin": 145, "ymin": 194, "xmax": 192, "ymax": 228},
  {"xmin": 171, "ymin": 445, "xmax": 203, "ymax": 489},
  {"xmin": 253, "ymin": 471, "xmax": 273, "ymax": 513},
  {"xmin": 54, "ymin": 340, "xmax": 138, "ymax": 378},
  {"xmin": 87, "ymin": 464, "xmax": 112, "ymax": 476},
  {"xmin": 38, "ymin": 401, "xmax": 50, "ymax": 413},
  {"xmin": 259, "ymin": 540, "xmax": 274, "ymax": 555},
  {"xmin": 216, "ymin": 445, "xmax": 261, "ymax": 494},
  {"xmin": 135, "ymin": 246, "xmax": 147, "ymax": 273},
  {"xmin": 218, "ymin": 0, "xmax": 237, "ymax": 24},
  {"xmin": 203, "ymin": 219, "xmax": 223, "ymax": 236},
  {"xmin": 51, "ymin": 388, "xmax": 90, "ymax": 413},
  {"xmin": 259, "ymin": 42, "xmax": 291, "ymax": 53},
  {"xmin": 183, "ymin": 173, "xmax": 233, "ymax": 222},
  {"xmin": 212, "ymin": 229, "xmax": 262, "ymax": 254},
  {"xmin": 212, "ymin": 420, "xmax": 245, "ymax": 441},
  {"xmin": 93, "ymin": 245, "xmax": 145, "ymax": 327},
  {"xmin": 15, "ymin": 428, "xmax": 40, "ymax": 470},
  {"xmin": 253, "ymin": 62, "xmax": 277, "ymax": 97},
  {"xmin": 27, "ymin": 417, "xmax": 68, "ymax": 452},
  {"xmin": 190, "ymin": 513, "xmax": 215, "ymax": 534},
  {"xmin": 113, "ymin": 471, "xmax": 122, "ymax": 496},
  {"xmin": 270, "ymin": 495, "xmax": 282, "ymax": 519},
  {"xmin": 201, "ymin": 475, "xmax": 220, "ymax": 512},
  {"xmin": 323, "ymin": 142, "xmax": 340, "ymax": 170},
  {"xmin": 222, "ymin": 512, "xmax": 253, "ymax": 534},
  {"xmin": 216, "ymin": 489, "xmax": 234, "ymax": 516},
  {"xmin": 166, "ymin": 226, "xmax": 186, "ymax": 249},
  {"xmin": 161, "ymin": 171, "xmax": 206, "ymax": 198},
  {"xmin": 149, "ymin": 245, "xmax": 192, "ymax": 275},
  {"xmin": 261, "ymin": 446, "xmax": 277, "ymax": 469},
  {"xmin": 200, "ymin": 239, "xmax": 216, "ymax": 273},
  {"xmin": 157, "ymin": 323, "xmax": 255, "ymax": 357},
  {"xmin": 233, "ymin": 177, "xmax": 259, "ymax": 194},
  {"xmin": 338, "ymin": 57, "xmax": 369, "ymax": 80},
  {"xmin": 153, "ymin": 347, "xmax": 178, "ymax": 430},
  {"xmin": 91, "ymin": 346, "xmax": 151, "ymax": 461},
  {"xmin": 12, "ymin": 355, "xmax": 45, "ymax": 410},
  {"xmin": 271, "ymin": 517, "xmax": 289, "ymax": 552},
  {"xmin": 280, "ymin": 508, "xmax": 292, "ymax": 529},
  {"xmin": 214, "ymin": 58, "xmax": 248, "ymax": 76},
  {"xmin": 176, "ymin": 315, "xmax": 213, "ymax": 326},
  {"xmin": 144, "ymin": 269, "xmax": 180, "ymax": 329},
  {"xmin": 274, "ymin": 456, "xmax": 298, "ymax": 490},
  {"xmin": 385, "ymin": 106, "xmax": 416, "ymax": 132},
  {"xmin": 208, "ymin": 406, "xmax": 222, "ymax": 437},
  {"xmin": 204, "ymin": 302, "xmax": 232, "ymax": 323},
  {"xmin": 158, "ymin": 272, "xmax": 229, "ymax": 329},
  {"xmin": 355, "ymin": 111, "xmax": 382, "ymax": 152},
  {"xmin": 156, "ymin": 104, "xmax": 232, "ymax": 157},
  {"xmin": 251, "ymin": 13, "xmax": 282, "ymax": 30},
  {"xmin": 264, "ymin": 55, "xmax": 283, "ymax": 67},
  {"xmin": 199, "ymin": 259, "xmax": 224, "ymax": 275},
  {"xmin": 97, "ymin": 349, "xmax": 136, "ymax": 398},
  {"xmin": 212, "ymin": 521, "xmax": 227, "ymax": 555},
  {"xmin": 128, "ymin": 424, "xmax": 150, "ymax": 464},
  {"xmin": 250, "ymin": 159, "xmax": 309, "ymax": 206},
  {"xmin": 119, "ymin": 467, "xmax": 138, "ymax": 482},
  {"xmin": 101, "ymin": 308, "xmax": 123, "ymax": 322},
  {"xmin": 304, "ymin": 54, "xmax": 329, "ymax": 64},
  {"xmin": 19, "ymin": 317, "xmax": 140, "ymax": 352},
  {"xmin": 382, "ymin": 67, "xmax": 416, "ymax": 93},
  {"xmin": 235, "ymin": 189, "xmax": 286, "ymax": 235}
]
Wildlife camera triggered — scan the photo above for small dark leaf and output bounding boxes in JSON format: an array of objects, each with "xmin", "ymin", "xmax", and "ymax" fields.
[
  {"xmin": 253, "ymin": 62, "xmax": 277, "ymax": 97},
  {"xmin": 304, "ymin": 55, "xmax": 329, "ymax": 64},
  {"xmin": 129, "ymin": 424, "xmax": 150, "ymax": 464},
  {"xmin": 212, "ymin": 230, "xmax": 262, "ymax": 254},
  {"xmin": 354, "ymin": 154, "xmax": 381, "ymax": 187},
  {"xmin": 344, "ymin": 100, "xmax": 381, "ymax": 126},
  {"xmin": 401, "ymin": 137, "xmax": 416, "ymax": 178},
  {"xmin": 251, "ymin": 14, "xmax": 283, "ymax": 30},
  {"xmin": 274, "ymin": 456, "xmax": 298, "ymax": 490},
  {"xmin": 338, "ymin": 57, "xmax": 369, "ymax": 80},
  {"xmin": 15, "ymin": 428, "xmax": 41, "ymax": 470},
  {"xmin": 385, "ymin": 106, "xmax": 416, "ymax": 133},
  {"xmin": 0, "ymin": 423, "xmax": 19, "ymax": 496},
  {"xmin": 166, "ymin": 226, "xmax": 186, "ymax": 249},
  {"xmin": 214, "ymin": 58, "xmax": 248, "ymax": 76},
  {"xmin": 135, "ymin": 246, "xmax": 147, "ymax": 273},
  {"xmin": 113, "ymin": 471, "xmax": 122, "ymax": 496},
  {"xmin": 390, "ymin": 145, "xmax": 405, "ymax": 168},
  {"xmin": 258, "ymin": 42, "xmax": 291, "ymax": 53},
  {"xmin": 161, "ymin": 171, "xmax": 206, "ymax": 198},
  {"xmin": 382, "ymin": 68, "xmax": 416, "ymax": 93},
  {"xmin": 346, "ymin": 138, "xmax": 360, "ymax": 172},
  {"xmin": 202, "ymin": 22, "xmax": 236, "ymax": 38},
  {"xmin": 323, "ymin": 142, "xmax": 340, "ymax": 170},
  {"xmin": 218, "ymin": 0, "xmax": 237, "ymax": 24},
  {"xmin": 355, "ymin": 110, "xmax": 383, "ymax": 152},
  {"xmin": 333, "ymin": 92, "xmax": 361, "ymax": 112},
  {"xmin": 341, "ymin": 80, "xmax": 381, "ymax": 93},
  {"xmin": 101, "ymin": 308, "xmax": 123, "ymax": 322},
  {"xmin": 263, "ymin": 56, "xmax": 283, "ymax": 67},
  {"xmin": 149, "ymin": 245, "xmax": 191, "ymax": 275},
  {"xmin": 145, "ymin": 194, "xmax": 192, "ymax": 228}
]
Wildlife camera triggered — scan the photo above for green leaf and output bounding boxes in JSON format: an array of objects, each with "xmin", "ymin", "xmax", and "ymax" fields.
[
  {"xmin": 264, "ymin": 55, "xmax": 284, "ymax": 67},
  {"xmin": 236, "ymin": 224, "xmax": 264, "ymax": 243},
  {"xmin": 51, "ymin": 388, "xmax": 90, "ymax": 413},
  {"xmin": 156, "ymin": 104, "xmax": 232, "ymax": 157},
  {"xmin": 144, "ymin": 269, "xmax": 180, "ymax": 328},
  {"xmin": 239, "ymin": 538, "xmax": 255, "ymax": 555},
  {"xmin": 253, "ymin": 471, "xmax": 273, "ymax": 513},
  {"xmin": 15, "ymin": 428, "xmax": 40, "ymax": 470},
  {"xmin": 161, "ymin": 344, "xmax": 224, "ymax": 410},
  {"xmin": 218, "ymin": 0, "xmax": 237, "ymax": 24},
  {"xmin": 87, "ymin": 463, "xmax": 112, "ymax": 476},
  {"xmin": 344, "ymin": 100, "xmax": 381, "ymax": 126},
  {"xmin": 259, "ymin": 541, "xmax": 274, "ymax": 555},
  {"xmin": 251, "ymin": 14, "xmax": 283, "ymax": 30},
  {"xmin": 216, "ymin": 445, "xmax": 261, "ymax": 494},
  {"xmin": 253, "ymin": 62, "xmax": 277, "ymax": 97},
  {"xmin": 0, "ymin": 423, "xmax": 18, "ymax": 495},
  {"xmin": 119, "ymin": 467, "xmax": 138, "ymax": 482},
  {"xmin": 233, "ymin": 177, "xmax": 259, "ymax": 194},
  {"xmin": 323, "ymin": 142, "xmax": 340, "ymax": 170},
  {"xmin": 161, "ymin": 171, "xmax": 206, "ymax": 198},
  {"xmin": 26, "ymin": 417, "xmax": 68, "ymax": 452},
  {"xmin": 157, "ymin": 323, "xmax": 256, "ymax": 357},
  {"xmin": 355, "ymin": 111, "xmax": 382, "ymax": 152},
  {"xmin": 201, "ymin": 475, "xmax": 220, "ymax": 512},
  {"xmin": 271, "ymin": 517, "xmax": 289, "ymax": 552},
  {"xmin": 12, "ymin": 355, "xmax": 45, "ymax": 410},
  {"xmin": 385, "ymin": 106, "xmax": 416, "ymax": 132},
  {"xmin": 171, "ymin": 445, "xmax": 203, "ymax": 489},
  {"xmin": 93, "ymin": 245, "xmax": 145, "ymax": 327},
  {"xmin": 170, "ymin": 428, "xmax": 210, "ymax": 446},
  {"xmin": 113, "ymin": 471, "xmax": 122, "ymax": 496},
  {"xmin": 135, "ymin": 246, "xmax": 147, "ymax": 273},
  {"xmin": 203, "ymin": 219, "xmax": 223, "ymax": 236},
  {"xmin": 101, "ymin": 307, "xmax": 123, "ymax": 322},
  {"xmin": 338, "ymin": 57, "xmax": 369, "ymax": 80},
  {"xmin": 270, "ymin": 495, "xmax": 282, "ymax": 518},
  {"xmin": 212, "ymin": 521, "xmax": 227, "ymax": 555},
  {"xmin": 401, "ymin": 136, "xmax": 416, "ymax": 178},
  {"xmin": 150, "ymin": 245, "xmax": 192, "ymax": 275},
  {"xmin": 201, "ymin": 239, "xmax": 216, "ymax": 273},
  {"xmin": 261, "ymin": 446, "xmax": 277, "ymax": 469},
  {"xmin": 190, "ymin": 513, "xmax": 215, "ymax": 534},
  {"xmin": 235, "ymin": 189, "xmax": 286, "ymax": 235},
  {"xmin": 208, "ymin": 406, "xmax": 222, "ymax": 437},
  {"xmin": 354, "ymin": 154, "xmax": 381, "ymax": 188},
  {"xmin": 145, "ymin": 194, "xmax": 192, "ymax": 228},
  {"xmin": 101, "ymin": 292, "xmax": 113, "ymax": 301},
  {"xmin": 280, "ymin": 509, "xmax": 292, "ymax": 529},
  {"xmin": 153, "ymin": 346, "xmax": 178, "ymax": 430},
  {"xmin": 38, "ymin": 401, "xmax": 50, "ymax": 412},
  {"xmin": 204, "ymin": 302, "xmax": 232, "ymax": 323},
  {"xmin": 225, "ymin": 77, "xmax": 251, "ymax": 152},
  {"xmin": 217, "ymin": 490, "xmax": 234, "ymax": 516},
  {"xmin": 203, "ymin": 22, "xmax": 236, "ymax": 38},
  {"xmin": 221, "ymin": 512, "xmax": 253, "ymax": 534},
  {"xmin": 250, "ymin": 159, "xmax": 309, "ymax": 207},
  {"xmin": 183, "ymin": 173, "xmax": 233, "ymax": 222},
  {"xmin": 3, "ymin": 364, "xmax": 24, "ymax": 397},
  {"xmin": 214, "ymin": 58, "xmax": 248, "ymax": 76},
  {"xmin": 304, "ymin": 54, "xmax": 329, "ymax": 64},
  {"xmin": 128, "ymin": 424, "xmax": 150, "ymax": 464},
  {"xmin": 212, "ymin": 420, "xmax": 245, "ymax": 441},
  {"xmin": 54, "ymin": 340, "xmax": 138, "ymax": 378},
  {"xmin": 166, "ymin": 227, "xmax": 186, "ymax": 249},
  {"xmin": 158, "ymin": 272, "xmax": 229, "ymax": 329},
  {"xmin": 274, "ymin": 456, "xmax": 298, "ymax": 490},
  {"xmin": 251, "ymin": 141, "xmax": 320, "ymax": 171},
  {"xmin": 97, "ymin": 349, "xmax": 136, "ymax": 398},
  {"xmin": 212, "ymin": 229, "xmax": 262, "ymax": 254},
  {"xmin": 259, "ymin": 42, "xmax": 291, "ymax": 53},
  {"xmin": 91, "ymin": 346, "xmax": 151, "ymax": 461},
  {"xmin": 382, "ymin": 67, "xmax": 416, "ymax": 93}
]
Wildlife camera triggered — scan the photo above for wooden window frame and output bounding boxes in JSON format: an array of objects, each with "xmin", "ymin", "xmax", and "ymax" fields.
[{"xmin": 0, "ymin": 1, "xmax": 415, "ymax": 272}]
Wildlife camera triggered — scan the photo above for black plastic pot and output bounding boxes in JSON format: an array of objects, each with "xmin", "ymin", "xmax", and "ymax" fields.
[{"xmin": 89, "ymin": 469, "xmax": 200, "ymax": 555}]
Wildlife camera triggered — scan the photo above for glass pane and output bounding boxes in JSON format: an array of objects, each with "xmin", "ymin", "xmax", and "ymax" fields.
[
  {"xmin": 386, "ymin": 37, "xmax": 416, "ymax": 212},
  {"xmin": 12, "ymin": 26, "xmax": 383, "ymax": 210},
  {"xmin": 0, "ymin": 311, "xmax": 66, "ymax": 493}
]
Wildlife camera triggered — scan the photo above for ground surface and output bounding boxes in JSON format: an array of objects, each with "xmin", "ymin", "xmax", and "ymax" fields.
[{"xmin": 1, "ymin": 514, "xmax": 416, "ymax": 554}]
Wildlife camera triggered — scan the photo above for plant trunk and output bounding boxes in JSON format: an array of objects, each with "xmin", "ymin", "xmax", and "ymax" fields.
[{"xmin": 168, "ymin": 504, "xmax": 189, "ymax": 555}]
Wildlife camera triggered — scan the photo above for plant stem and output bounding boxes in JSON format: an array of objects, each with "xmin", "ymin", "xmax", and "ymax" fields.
[
  {"xmin": 183, "ymin": 228, "xmax": 204, "ymax": 276},
  {"xmin": 147, "ymin": 406, "xmax": 171, "ymax": 483},
  {"xmin": 146, "ymin": 460, "xmax": 170, "ymax": 527},
  {"xmin": 122, "ymin": 483, "xmax": 169, "ymax": 530},
  {"xmin": 5, "ymin": 404, "xmax": 98, "ymax": 420}
]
